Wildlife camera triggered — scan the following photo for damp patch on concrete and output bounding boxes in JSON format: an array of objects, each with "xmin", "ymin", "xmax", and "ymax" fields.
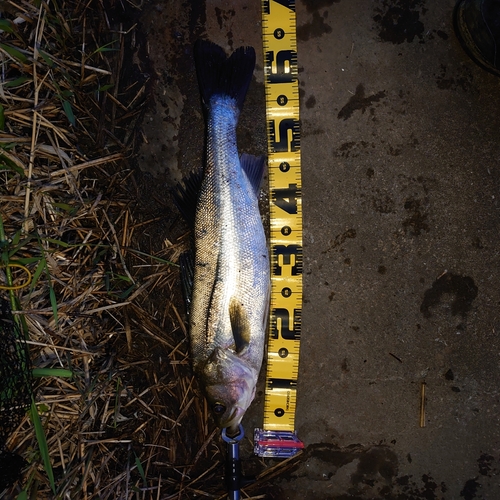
[
  {"xmin": 373, "ymin": 0, "xmax": 426, "ymax": 44},
  {"xmin": 267, "ymin": 442, "xmax": 458, "ymax": 499},
  {"xmin": 334, "ymin": 140, "xmax": 376, "ymax": 158},
  {"xmin": 338, "ymin": 84, "xmax": 386, "ymax": 120},
  {"xmin": 402, "ymin": 197, "xmax": 429, "ymax": 236},
  {"xmin": 435, "ymin": 63, "xmax": 475, "ymax": 92},
  {"xmin": 420, "ymin": 272, "xmax": 478, "ymax": 318},
  {"xmin": 305, "ymin": 95, "xmax": 317, "ymax": 108},
  {"xmin": 321, "ymin": 228, "xmax": 357, "ymax": 254},
  {"xmin": 373, "ymin": 191, "xmax": 396, "ymax": 214},
  {"xmin": 301, "ymin": 0, "xmax": 340, "ymax": 12},
  {"xmin": 297, "ymin": 10, "xmax": 333, "ymax": 41}
]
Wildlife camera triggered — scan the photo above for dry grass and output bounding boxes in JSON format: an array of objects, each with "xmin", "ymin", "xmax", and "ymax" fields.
[{"xmin": 0, "ymin": 1, "xmax": 302, "ymax": 498}]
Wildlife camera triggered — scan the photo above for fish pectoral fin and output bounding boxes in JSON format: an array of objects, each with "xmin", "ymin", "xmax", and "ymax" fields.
[
  {"xmin": 240, "ymin": 154, "xmax": 266, "ymax": 196},
  {"xmin": 229, "ymin": 297, "xmax": 251, "ymax": 354}
]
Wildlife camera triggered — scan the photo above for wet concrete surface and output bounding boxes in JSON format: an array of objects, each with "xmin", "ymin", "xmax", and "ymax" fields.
[{"xmin": 134, "ymin": 0, "xmax": 500, "ymax": 498}]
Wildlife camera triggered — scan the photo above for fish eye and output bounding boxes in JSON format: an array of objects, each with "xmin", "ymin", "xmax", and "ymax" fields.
[{"xmin": 213, "ymin": 403, "xmax": 226, "ymax": 415}]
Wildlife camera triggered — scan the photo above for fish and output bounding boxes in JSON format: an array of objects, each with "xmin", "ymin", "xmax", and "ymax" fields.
[{"xmin": 174, "ymin": 40, "xmax": 270, "ymax": 435}]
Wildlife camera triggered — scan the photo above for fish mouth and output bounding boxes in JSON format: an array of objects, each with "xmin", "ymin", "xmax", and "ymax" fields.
[{"xmin": 221, "ymin": 406, "xmax": 245, "ymax": 434}]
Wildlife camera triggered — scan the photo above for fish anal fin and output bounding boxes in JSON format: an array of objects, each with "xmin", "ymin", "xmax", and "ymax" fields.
[
  {"xmin": 229, "ymin": 297, "xmax": 251, "ymax": 354},
  {"xmin": 240, "ymin": 154, "xmax": 266, "ymax": 195}
]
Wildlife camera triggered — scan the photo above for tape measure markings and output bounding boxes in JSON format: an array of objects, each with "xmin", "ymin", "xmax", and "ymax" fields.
[{"xmin": 261, "ymin": 0, "xmax": 302, "ymax": 433}]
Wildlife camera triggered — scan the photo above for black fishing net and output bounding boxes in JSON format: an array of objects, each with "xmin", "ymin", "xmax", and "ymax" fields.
[{"xmin": 0, "ymin": 297, "xmax": 32, "ymax": 490}]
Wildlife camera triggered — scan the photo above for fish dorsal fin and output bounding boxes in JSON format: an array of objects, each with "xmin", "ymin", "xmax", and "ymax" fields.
[
  {"xmin": 240, "ymin": 154, "xmax": 266, "ymax": 196},
  {"xmin": 171, "ymin": 169, "xmax": 204, "ymax": 228},
  {"xmin": 229, "ymin": 297, "xmax": 251, "ymax": 354}
]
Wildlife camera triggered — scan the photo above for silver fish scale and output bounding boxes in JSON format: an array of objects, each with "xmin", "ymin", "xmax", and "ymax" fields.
[{"xmin": 189, "ymin": 95, "xmax": 269, "ymax": 378}]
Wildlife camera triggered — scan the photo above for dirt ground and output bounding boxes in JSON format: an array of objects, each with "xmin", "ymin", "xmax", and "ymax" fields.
[{"xmin": 131, "ymin": 0, "xmax": 500, "ymax": 498}]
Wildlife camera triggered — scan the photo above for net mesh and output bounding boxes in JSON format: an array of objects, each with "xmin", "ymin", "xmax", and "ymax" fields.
[{"xmin": 0, "ymin": 297, "xmax": 32, "ymax": 489}]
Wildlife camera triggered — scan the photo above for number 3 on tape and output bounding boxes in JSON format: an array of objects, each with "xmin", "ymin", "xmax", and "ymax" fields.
[{"xmin": 255, "ymin": 0, "xmax": 304, "ymax": 458}]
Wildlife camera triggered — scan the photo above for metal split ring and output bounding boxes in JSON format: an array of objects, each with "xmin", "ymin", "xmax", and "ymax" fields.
[{"xmin": 221, "ymin": 424, "xmax": 244, "ymax": 443}]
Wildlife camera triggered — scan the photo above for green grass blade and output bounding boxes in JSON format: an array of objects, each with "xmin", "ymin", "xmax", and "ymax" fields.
[
  {"xmin": 44, "ymin": 237, "xmax": 72, "ymax": 247},
  {"xmin": 15, "ymin": 491, "xmax": 28, "ymax": 500},
  {"xmin": 91, "ymin": 40, "xmax": 118, "ymax": 56},
  {"xmin": 31, "ymin": 234, "xmax": 59, "ymax": 325},
  {"xmin": 0, "ymin": 19, "xmax": 14, "ymax": 33},
  {"xmin": 3, "ymin": 76, "xmax": 30, "ymax": 88},
  {"xmin": 0, "ymin": 162, "xmax": 25, "ymax": 176},
  {"xmin": 0, "ymin": 43, "xmax": 28, "ymax": 63},
  {"xmin": 30, "ymin": 259, "xmax": 46, "ymax": 291},
  {"xmin": 118, "ymin": 283, "xmax": 135, "ymax": 300},
  {"xmin": 39, "ymin": 50, "xmax": 54, "ymax": 68},
  {"xmin": 48, "ymin": 285, "xmax": 58, "ymax": 326},
  {"xmin": 0, "ymin": 152, "xmax": 25, "ymax": 176},
  {"xmin": 8, "ymin": 234, "xmax": 36, "ymax": 258},
  {"xmin": 98, "ymin": 84, "xmax": 114, "ymax": 92},
  {"xmin": 112, "ymin": 273, "xmax": 132, "ymax": 282},
  {"xmin": 62, "ymin": 100, "xmax": 75, "ymax": 126},
  {"xmin": 10, "ymin": 256, "xmax": 40, "ymax": 266},
  {"xmin": 30, "ymin": 398, "xmax": 55, "ymax": 493},
  {"xmin": 134, "ymin": 452, "xmax": 147, "ymax": 484},
  {"xmin": 50, "ymin": 203, "xmax": 78, "ymax": 216},
  {"xmin": 124, "ymin": 247, "xmax": 178, "ymax": 266},
  {"xmin": 12, "ymin": 229, "xmax": 21, "ymax": 246},
  {"xmin": 32, "ymin": 368, "xmax": 73, "ymax": 378},
  {"xmin": 0, "ymin": 213, "xmax": 5, "ymax": 241}
]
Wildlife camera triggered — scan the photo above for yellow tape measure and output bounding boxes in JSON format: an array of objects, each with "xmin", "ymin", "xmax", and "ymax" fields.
[{"xmin": 260, "ymin": 0, "xmax": 302, "ymax": 443}]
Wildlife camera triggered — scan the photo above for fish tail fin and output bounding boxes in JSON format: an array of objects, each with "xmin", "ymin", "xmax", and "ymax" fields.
[{"xmin": 194, "ymin": 39, "xmax": 256, "ymax": 111}]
